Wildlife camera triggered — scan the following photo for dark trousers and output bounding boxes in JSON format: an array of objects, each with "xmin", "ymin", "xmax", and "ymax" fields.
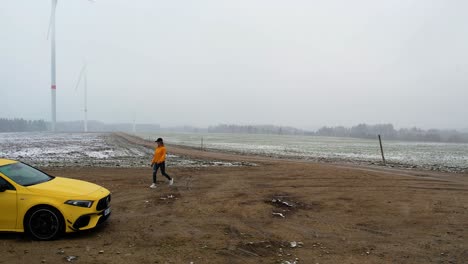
[{"xmin": 153, "ymin": 162, "xmax": 171, "ymax": 183}]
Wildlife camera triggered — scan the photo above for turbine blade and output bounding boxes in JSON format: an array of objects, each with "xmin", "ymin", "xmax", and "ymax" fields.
[
  {"xmin": 74, "ymin": 64, "xmax": 87, "ymax": 91},
  {"xmin": 46, "ymin": 0, "xmax": 57, "ymax": 40}
]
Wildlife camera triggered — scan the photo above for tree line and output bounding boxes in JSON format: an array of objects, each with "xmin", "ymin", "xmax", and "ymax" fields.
[
  {"xmin": 208, "ymin": 124, "xmax": 304, "ymax": 135},
  {"xmin": 315, "ymin": 123, "xmax": 468, "ymax": 143},
  {"xmin": 0, "ymin": 118, "xmax": 48, "ymax": 132},
  {"xmin": 2, "ymin": 118, "xmax": 467, "ymax": 143},
  {"xmin": 55, "ymin": 120, "xmax": 160, "ymax": 132},
  {"xmin": 206, "ymin": 123, "xmax": 468, "ymax": 143}
]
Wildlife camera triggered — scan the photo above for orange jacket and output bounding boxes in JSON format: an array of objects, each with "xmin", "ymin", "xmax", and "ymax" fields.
[{"xmin": 151, "ymin": 146, "xmax": 167, "ymax": 164}]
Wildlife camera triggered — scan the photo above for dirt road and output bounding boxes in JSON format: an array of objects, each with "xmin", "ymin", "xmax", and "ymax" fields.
[{"xmin": 1, "ymin": 134, "xmax": 467, "ymax": 263}]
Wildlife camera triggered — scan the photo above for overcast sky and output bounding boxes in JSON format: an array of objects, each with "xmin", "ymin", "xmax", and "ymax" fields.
[{"xmin": 1, "ymin": 0, "xmax": 467, "ymax": 130}]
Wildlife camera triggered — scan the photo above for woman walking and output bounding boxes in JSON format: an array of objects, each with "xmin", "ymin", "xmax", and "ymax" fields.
[{"xmin": 150, "ymin": 138, "xmax": 173, "ymax": 188}]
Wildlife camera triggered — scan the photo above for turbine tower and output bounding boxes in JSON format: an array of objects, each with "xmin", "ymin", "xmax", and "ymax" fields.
[
  {"xmin": 75, "ymin": 63, "xmax": 88, "ymax": 132},
  {"xmin": 132, "ymin": 112, "xmax": 136, "ymax": 133},
  {"xmin": 48, "ymin": 0, "xmax": 57, "ymax": 132}
]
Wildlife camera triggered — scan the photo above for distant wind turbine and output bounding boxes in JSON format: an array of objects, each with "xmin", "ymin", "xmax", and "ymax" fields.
[
  {"xmin": 46, "ymin": 0, "xmax": 94, "ymax": 132},
  {"xmin": 75, "ymin": 63, "xmax": 88, "ymax": 132}
]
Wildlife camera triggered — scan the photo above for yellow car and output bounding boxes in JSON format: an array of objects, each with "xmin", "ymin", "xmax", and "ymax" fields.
[{"xmin": 0, "ymin": 159, "xmax": 111, "ymax": 240}]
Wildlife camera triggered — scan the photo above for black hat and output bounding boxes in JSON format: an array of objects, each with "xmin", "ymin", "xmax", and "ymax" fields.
[{"xmin": 155, "ymin": 138, "xmax": 163, "ymax": 143}]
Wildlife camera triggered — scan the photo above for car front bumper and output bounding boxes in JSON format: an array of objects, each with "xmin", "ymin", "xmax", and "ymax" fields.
[
  {"xmin": 69, "ymin": 207, "xmax": 111, "ymax": 231},
  {"xmin": 64, "ymin": 194, "xmax": 112, "ymax": 232}
]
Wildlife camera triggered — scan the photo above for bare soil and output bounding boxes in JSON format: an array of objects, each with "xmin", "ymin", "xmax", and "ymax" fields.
[{"xmin": 1, "ymin": 134, "xmax": 467, "ymax": 264}]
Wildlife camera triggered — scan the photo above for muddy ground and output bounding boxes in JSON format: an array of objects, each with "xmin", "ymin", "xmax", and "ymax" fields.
[{"xmin": 1, "ymin": 134, "xmax": 467, "ymax": 264}]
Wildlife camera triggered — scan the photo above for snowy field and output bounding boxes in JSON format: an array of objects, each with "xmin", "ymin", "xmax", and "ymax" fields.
[
  {"xmin": 139, "ymin": 132, "xmax": 468, "ymax": 173},
  {"xmin": 0, "ymin": 132, "xmax": 250, "ymax": 168}
]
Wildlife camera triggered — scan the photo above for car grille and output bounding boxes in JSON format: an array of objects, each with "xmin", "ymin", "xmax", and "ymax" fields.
[{"xmin": 96, "ymin": 194, "xmax": 111, "ymax": 211}]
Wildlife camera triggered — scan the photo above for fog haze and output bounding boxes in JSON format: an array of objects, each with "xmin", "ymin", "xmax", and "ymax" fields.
[{"xmin": 1, "ymin": 0, "xmax": 467, "ymax": 130}]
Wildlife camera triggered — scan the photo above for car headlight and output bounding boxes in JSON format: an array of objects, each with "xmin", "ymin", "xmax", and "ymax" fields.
[{"xmin": 65, "ymin": 200, "xmax": 94, "ymax": 208}]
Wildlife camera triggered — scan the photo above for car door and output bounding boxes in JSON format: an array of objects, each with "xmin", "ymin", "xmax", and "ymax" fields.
[{"xmin": 0, "ymin": 176, "xmax": 17, "ymax": 230}]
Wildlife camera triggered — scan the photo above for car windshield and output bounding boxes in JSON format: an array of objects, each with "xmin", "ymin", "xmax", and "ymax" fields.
[{"xmin": 0, "ymin": 162, "xmax": 53, "ymax": 186}]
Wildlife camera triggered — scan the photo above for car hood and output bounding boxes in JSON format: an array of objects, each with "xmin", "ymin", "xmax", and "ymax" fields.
[{"xmin": 27, "ymin": 177, "xmax": 104, "ymax": 198}]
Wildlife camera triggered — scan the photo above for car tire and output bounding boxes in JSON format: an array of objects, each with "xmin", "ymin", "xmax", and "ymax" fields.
[{"xmin": 25, "ymin": 206, "xmax": 64, "ymax": 241}]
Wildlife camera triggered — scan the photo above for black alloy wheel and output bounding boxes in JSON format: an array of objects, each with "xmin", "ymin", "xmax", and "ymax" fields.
[{"xmin": 25, "ymin": 207, "xmax": 63, "ymax": 240}]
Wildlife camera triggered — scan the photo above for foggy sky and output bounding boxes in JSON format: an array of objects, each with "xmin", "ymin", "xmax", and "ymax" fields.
[{"xmin": 1, "ymin": 0, "xmax": 467, "ymax": 130}]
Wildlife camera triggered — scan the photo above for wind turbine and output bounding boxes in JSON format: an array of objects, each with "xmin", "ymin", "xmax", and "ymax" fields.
[
  {"xmin": 46, "ymin": 0, "xmax": 94, "ymax": 132},
  {"xmin": 132, "ymin": 113, "xmax": 136, "ymax": 134},
  {"xmin": 75, "ymin": 63, "xmax": 88, "ymax": 132}
]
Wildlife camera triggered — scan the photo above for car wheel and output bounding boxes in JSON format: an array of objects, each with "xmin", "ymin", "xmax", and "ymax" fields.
[{"xmin": 25, "ymin": 206, "xmax": 64, "ymax": 240}]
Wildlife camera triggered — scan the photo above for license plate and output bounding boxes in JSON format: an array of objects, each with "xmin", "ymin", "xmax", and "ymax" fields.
[{"xmin": 104, "ymin": 207, "xmax": 111, "ymax": 216}]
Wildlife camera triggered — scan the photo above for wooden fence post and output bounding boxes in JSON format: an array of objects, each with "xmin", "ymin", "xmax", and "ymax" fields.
[{"xmin": 378, "ymin": 134, "xmax": 386, "ymax": 165}]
